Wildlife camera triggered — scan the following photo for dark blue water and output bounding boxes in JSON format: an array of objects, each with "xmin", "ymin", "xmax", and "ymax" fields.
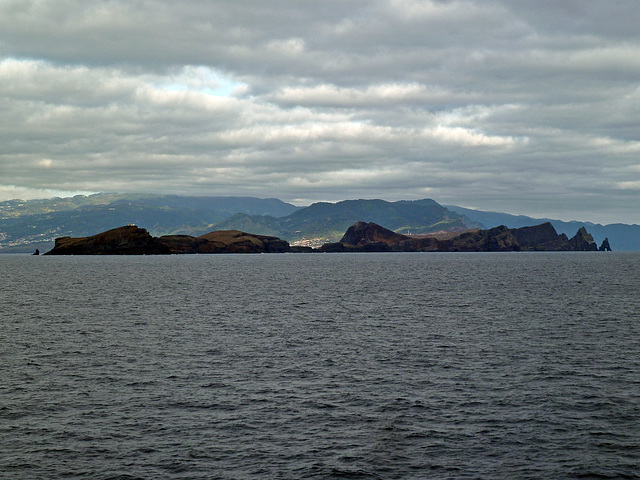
[{"xmin": 1, "ymin": 252, "xmax": 639, "ymax": 479}]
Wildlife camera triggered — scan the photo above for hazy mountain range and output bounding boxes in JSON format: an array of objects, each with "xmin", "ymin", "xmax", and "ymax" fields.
[{"xmin": 1, "ymin": 193, "xmax": 637, "ymax": 252}]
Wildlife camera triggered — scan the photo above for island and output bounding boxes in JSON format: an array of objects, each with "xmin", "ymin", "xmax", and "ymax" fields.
[
  {"xmin": 44, "ymin": 221, "xmax": 609, "ymax": 255},
  {"xmin": 45, "ymin": 225, "xmax": 291, "ymax": 255},
  {"xmin": 319, "ymin": 221, "xmax": 605, "ymax": 252}
]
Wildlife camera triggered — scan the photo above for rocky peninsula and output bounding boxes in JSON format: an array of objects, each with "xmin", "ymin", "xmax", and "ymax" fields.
[
  {"xmin": 319, "ymin": 221, "xmax": 608, "ymax": 252},
  {"xmin": 44, "ymin": 222, "xmax": 609, "ymax": 255}
]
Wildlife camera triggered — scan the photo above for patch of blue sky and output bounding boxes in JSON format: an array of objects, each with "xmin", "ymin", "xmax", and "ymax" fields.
[{"xmin": 160, "ymin": 65, "xmax": 242, "ymax": 97}]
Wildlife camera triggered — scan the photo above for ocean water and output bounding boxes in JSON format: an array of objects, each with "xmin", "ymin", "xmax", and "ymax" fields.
[{"xmin": 1, "ymin": 252, "xmax": 639, "ymax": 479}]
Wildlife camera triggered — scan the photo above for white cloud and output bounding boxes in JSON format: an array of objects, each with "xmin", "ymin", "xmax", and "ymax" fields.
[
  {"xmin": 386, "ymin": 0, "xmax": 492, "ymax": 23},
  {"xmin": 0, "ymin": 185, "xmax": 92, "ymax": 201},
  {"xmin": 0, "ymin": 0, "xmax": 639, "ymax": 223},
  {"xmin": 272, "ymin": 83, "xmax": 457, "ymax": 107},
  {"xmin": 266, "ymin": 38, "xmax": 306, "ymax": 56},
  {"xmin": 37, "ymin": 159, "xmax": 53, "ymax": 168},
  {"xmin": 616, "ymin": 181, "xmax": 640, "ymax": 191},
  {"xmin": 424, "ymin": 126, "xmax": 521, "ymax": 147}
]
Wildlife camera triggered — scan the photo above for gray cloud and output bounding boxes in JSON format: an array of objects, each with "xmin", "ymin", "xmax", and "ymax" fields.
[{"xmin": 1, "ymin": 0, "xmax": 639, "ymax": 223}]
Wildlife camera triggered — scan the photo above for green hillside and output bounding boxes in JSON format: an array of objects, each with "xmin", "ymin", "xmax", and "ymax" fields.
[
  {"xmin": 0, "ymin": 195, "xmax": 478, "ymax": 252},
  {"xmin": 213, "ymin": 198, "xmax": 481, "ymax": 243}
]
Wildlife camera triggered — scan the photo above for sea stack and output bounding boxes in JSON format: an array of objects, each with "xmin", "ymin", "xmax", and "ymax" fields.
[{"xmin": 599, "ymin": 238, "xmax": 612, "ymax": 251}]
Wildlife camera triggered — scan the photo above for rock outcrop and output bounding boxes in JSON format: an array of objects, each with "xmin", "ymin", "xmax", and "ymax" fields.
[
  {"xmin": 46, "ymin": 226, "xmax": 291, "ymax": 255},
  {"xmin": 436, "ymin": 225, "xmax": 519, "ymax": 252},
  {"xmin": 599, "ymin": 237, "xmax": 612, "ymax": 251},
  {"xmin": 157, "ymin": 235, "xmax": 210, "ymax": 254},
  {"xmin": 196, "ymin": 230, "xmax": 290, "ymax": 253},
  {"xmin": 319, "ymin": 221, "xmax": 605, "ymax": 253},
  {"xmin": 340, "ymin": 221, "xmax": 408, "ymax": 247},
  {"xmin": 46, "ymin": 226, "xmax": 171, "ymax": 255},
  {"xmin": 568, "ymin": 227, "xmax": 598, "ymax": 251},
  {"xmin": 319, "ymin": 221, "xmax": 401, "ymax": 252},
  {"xmin": 511, "ymin": 222, "xmax": 563, "ymax": 249}
]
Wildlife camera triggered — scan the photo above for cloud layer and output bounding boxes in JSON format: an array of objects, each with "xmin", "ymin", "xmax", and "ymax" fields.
[{"xmin": 1, "ymin": 0, "xmax": 639, "ymax": 223}]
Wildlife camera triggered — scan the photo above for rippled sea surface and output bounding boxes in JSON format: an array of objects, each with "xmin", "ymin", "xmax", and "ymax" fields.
[{"xmin": 1, "ymin": 252, "xmax": 640, "ymax": 479}]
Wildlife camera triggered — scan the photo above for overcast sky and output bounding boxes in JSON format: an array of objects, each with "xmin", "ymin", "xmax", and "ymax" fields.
[{"xmin": 1, "ymin": 1, "xmax": 639, "ymax": 223}]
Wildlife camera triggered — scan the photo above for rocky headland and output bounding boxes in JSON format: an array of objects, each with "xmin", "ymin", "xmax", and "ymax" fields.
[
  {"xmin": 44, "ymin": 221, "xmax": 607, "ymax": 255},
  {"xmin": 318, "ymin": 221, "xmax": 605, "ymax": 252}
]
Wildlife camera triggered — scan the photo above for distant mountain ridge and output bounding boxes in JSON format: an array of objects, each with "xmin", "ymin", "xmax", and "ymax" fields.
[
  {"xmin": 213, "ymin": 198, "xmax": 481, "ymax": 244},
  {"xmin": 1, "ymin": 193, "xmax": 637, "ymax": 252},
  {"xmin": 0, "ymin": 193, "xmax": 299, "ymax": 219},
  {"xmin": 0, "ymin": 195, "xmax": 478, "ymax": 253},
  {"xmin": 0, "ymin": 194, "xmax": 300, "ymax": 253}
]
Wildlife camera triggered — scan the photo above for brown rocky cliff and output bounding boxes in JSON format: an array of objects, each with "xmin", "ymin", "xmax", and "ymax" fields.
[
  {"xmin": 436, "ymin": 225, "xmax": 520, "ymax": 252},
  {"xmin": 510, "ymin": 222, "xmax": 559, "ymax": 249},
  {"xmin": 197, "ymin": 230, "xmax": 290, "ymax": 253},
  {"xmin": 328, "ymin": 222, "xmax": 521, "ymax": 252},
  {"xmin": 158, "ymin": 235, "xmax": 209, "ymax": 253},
  {"xmin": 324, "ymin": 221, "xmax": 602, "ymax": 252},
  {"xmin": 45, "ymin": 226, "xmax": 170, "ymax": 255},
  {"xmin": 568, "ymin": 227, "xmax": 598, "ymax": 251},
  {"xmin": 339, "ymin": 221, "xmax": 408, "ymax": 247},
  {"xmin": 46, "ymin": 226, "xmax": 291, "ymax": 255}
]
